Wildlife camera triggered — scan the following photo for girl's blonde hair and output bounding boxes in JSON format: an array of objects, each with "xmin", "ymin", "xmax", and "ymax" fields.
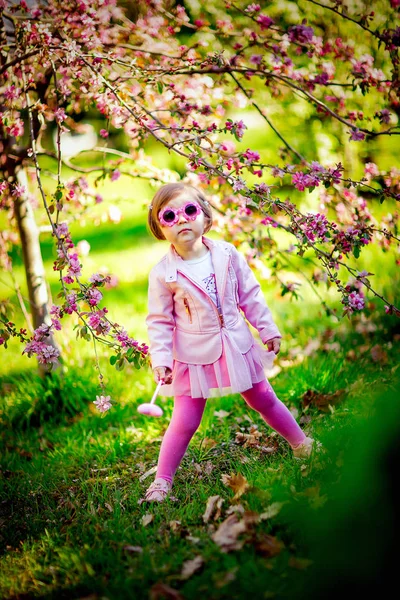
[{"xmin": 147, "ymin": 183, "xmax": 213, "ymax": 241}]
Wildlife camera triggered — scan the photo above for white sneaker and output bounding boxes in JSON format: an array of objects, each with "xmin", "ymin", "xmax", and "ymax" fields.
[
  {"xmin": 144, "ymin": 477, "xmax": 172, "ymax": 503},
  {"xmin": 291, "ymin": 437, "xmax": 315, "ymax": 459}
]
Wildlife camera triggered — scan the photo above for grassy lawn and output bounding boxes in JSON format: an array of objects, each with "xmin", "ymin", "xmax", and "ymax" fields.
[{"xmin": 1, "ymin": 335, "xmax": 399, "ymax": 599}]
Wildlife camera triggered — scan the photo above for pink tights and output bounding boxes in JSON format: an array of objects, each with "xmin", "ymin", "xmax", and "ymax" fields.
[{"xmin": 156, "ymin": 378, "xmax": 306, "ymax": 485}]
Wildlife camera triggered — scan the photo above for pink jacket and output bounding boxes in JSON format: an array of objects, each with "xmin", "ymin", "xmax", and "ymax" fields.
[{"xmin": 145, "ymin": 236, "xmax": 282, "ymax": 371}]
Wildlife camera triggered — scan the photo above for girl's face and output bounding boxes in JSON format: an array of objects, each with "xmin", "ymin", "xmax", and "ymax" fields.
[{"xmin": 158, "ymin": 191, "xmax": 206, "ymax": 246}]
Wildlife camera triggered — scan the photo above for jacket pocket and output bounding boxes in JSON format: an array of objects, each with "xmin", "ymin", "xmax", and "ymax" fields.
[
  {"xmin": 183, "ymin": 297, "xmax": 192, "ymax": 324},
  {"xmin": 230, "ymin": 269, "xmax": 240, "ymax": 307}
]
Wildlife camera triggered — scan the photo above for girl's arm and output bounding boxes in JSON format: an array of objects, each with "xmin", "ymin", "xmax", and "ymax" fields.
[
  {"xmin": 231, "ymin": 246, "xmax": 282, "ymax": 343},
  {"xmin": 145, "ymin": 267, "xmax": 175, "ymax": 371}
]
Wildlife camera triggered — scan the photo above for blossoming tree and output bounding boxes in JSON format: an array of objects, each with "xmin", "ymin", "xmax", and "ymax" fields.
[{"xmin": 0, "ymin": 0, "xmax": 399, "ymax": 410}]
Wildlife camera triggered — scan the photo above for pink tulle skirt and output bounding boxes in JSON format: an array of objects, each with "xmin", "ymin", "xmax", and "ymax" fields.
[{"xmin": 158, "ymin": 328, "xmax": 276, "ymax": 399}]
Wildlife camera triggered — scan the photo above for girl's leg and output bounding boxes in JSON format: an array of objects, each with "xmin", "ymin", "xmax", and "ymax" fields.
[
  {"xmin": 240, "ymin": 379, "xmax": 306, "ymax": 447},
  {"xmin": 155, "ymin": 394, "xmax": 207, "ymax": 485}
]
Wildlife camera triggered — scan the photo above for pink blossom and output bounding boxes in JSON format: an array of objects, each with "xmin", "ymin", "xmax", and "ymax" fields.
[
  {"xmin": 364, "ymin": 162, "xmax": 379, "ymax": 177},
  {"xmin": 89, "ymin": 273, "xmax": 105, "ymax": 284},
  {"xmin": 4, "ymin": 85, "xmax": 21, "ymax": 101},
  {"xmin": 250, "ymin": 54, "xmax": 263, "ymax": 65},
  {"xmin": 232, "ymin": 177, "xmax": 246, "ymax": 191},
  {"xmin": 111, "ymin": 169, "xmax": 121, "ymax": 181},
  {"xmin": 7, "ymin": 119, "xmax": 24, "ymax": 138},
  {"xmin": 12, "ymin": 184, "xmax": 26, "ymax": 198},
  {"xmin": 23, "ymin": 340, "xmax": 60, "ymax": 364},
  {"xmin": 349, "ymin": 128, "xmax": 366, "ymax": 141},
  {"xmin": 220, "ymin": 140, "xmax": 236, "ymax": 154},
  {"xmin": 100, "ymin": 129, "xmax": 109, "ymax": 138},
  {"xmin": 0, "ymin": 181, "xmax": 8, "ymax": 194},
  {"xmin": 54, "ymin": 108, "xmax": 67, "ymax": 122},
  {"xmin": 56, "ymin": 222, "xmax": 69, "ymax": 237},
  {"xmin": 271, "ymin": 167, "xmax": 285, "ymax": 178},
  {"xmin": 243, "ymin": 149, "xmax": 260, "ymax": 162},
  {"xmin": 288, "ymin": 23, "xmax": 314, "ymax": 44},
  {"xmin": 375, "ymin": 109, "xmax": 391, "ymax": 124},
  {"xmin": 253, "ymin": 183, "xmax": 271, "ymax": 195},
  {"xmin": 245, "ymin": 4, "xmax": 261, "ymax": 12},
  {"xmin": 256, "ymin": 14, "xmax": 274, "ymax": 30},
  {"xmin": 348, "ymin": 291, "xmax": 365, "ymax": 311},
  {"xmin": 93, "ymin": 395, "xmax": 112, "ymax": 412},
  {"xmin": 87, "ymin": 288, "xmax": 103, "ymax": 306},
  {"xmin": 95, "ymin": 194, "xmax": 103, "ymax": 203},
  {"xmin": 65, "ymin": 292, "xmax": 78, "ymax": 313}
]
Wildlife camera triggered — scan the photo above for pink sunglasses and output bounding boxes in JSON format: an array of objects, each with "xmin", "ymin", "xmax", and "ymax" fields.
[{"xmin": 158, "ymin": 200, "xmax": 202, "ymax": 227}]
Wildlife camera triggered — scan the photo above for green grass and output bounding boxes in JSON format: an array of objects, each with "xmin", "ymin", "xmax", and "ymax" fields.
[{"xmin": 1, "ymin": 328, "xmax": 399, "ymax": 598}]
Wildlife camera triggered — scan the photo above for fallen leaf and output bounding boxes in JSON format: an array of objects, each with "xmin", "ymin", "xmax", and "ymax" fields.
[
  {"xmin": 142, "ymin": 514, "xmax": 154, "ymax": 526},
  {"xmin": 202, "ymin": 495, "xmax": 225, "ymax": 523},
  {"xmin": 180, "ymin": 555, "xmax": 204, "ymax": 580},
  {"xmin": 139, "ymin": 465, "xmax": 158, "ymax": 482},
  {"xmin": 225, "ymin": 504, "xmax": 245, "ymax": 517},
  {"xmin": 302, "ymin": 388, "xmax": 346, "ymax": 412},
  {"xmin": 235, "ymin": 425, "xmax": 263, "ymax": 448},
  {"xmin": 214, "ymin": 565, "xmax": 239, "ymax": 588},
  {"xmin": 214, "ymin": 409, "xmax": 231, "ymax": 418},
  {"xmin": 259, "ymin": 502, "xmax": 284, "ymax": 520},
  {"xmin": 149, "ymin": 582, "xmax": 185, "ymax": 600},
  {"xmin": 169, "ymin": 520, "xmax": 182, "ymax": 533},
  {"xmin": 211, "ymin": 513, "xmax": 249, "ymax": 552},
  {"xmin": 370, "ymin": 344, "xmax": 388, "ymax": 364},
  {"xmin": 185, "ymin": 534, "xmax": 201, "ymax": 544},
  {"xmin": 253, "ymin": 533, "xmax": 285, "ymax": 557},
  {"xmin": 220, "ymin": 472, "xmax": 250, "ymax": 501},
  {"xmin": 200, "ymin": 437, "xmax": 218, "ymax": 450},
  {"xmin": 123, "ymin": 545, "xmax": 143, "ymax": 553},
  {"xmin": 288, "ymin": 556, "xmax": 313, "ymax": 569}
]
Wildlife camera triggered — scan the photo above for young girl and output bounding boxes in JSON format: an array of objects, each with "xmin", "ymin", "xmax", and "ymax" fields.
[{"xmin": 144, "ymin": 183, "xmax": 315, "ymax": 502}]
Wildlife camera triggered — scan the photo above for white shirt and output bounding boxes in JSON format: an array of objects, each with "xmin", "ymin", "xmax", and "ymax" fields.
[{"xmin": 184, "ymin": 249, "xmax": 221, "ymax": 310}]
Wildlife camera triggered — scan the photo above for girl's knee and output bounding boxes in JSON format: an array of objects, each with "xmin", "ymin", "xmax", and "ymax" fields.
[{"xmin": 242, "ymin": 380, "xmax": 278, "ymax": 410}]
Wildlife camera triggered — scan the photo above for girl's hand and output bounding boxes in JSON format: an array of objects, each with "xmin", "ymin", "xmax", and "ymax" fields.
[
  {"xmin": 153, "ymin": 366, "xmax": 173, "ymax": 384},
  {"xmin": 265, "ymin": 337, "xmax": 281, "ymax": 354}
]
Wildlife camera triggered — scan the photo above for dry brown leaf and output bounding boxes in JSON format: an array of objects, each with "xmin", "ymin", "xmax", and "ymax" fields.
[
  {"xmin": 225, "ymin": 504, "xmax": 245, "ymax": 517},
  {"xmin": 259, "ymin": 502, "xmax": 284, "ymax": 520},
  {"xmin": 302, "ymin": 388, "xmax": 346, "ymax": 412},
  {"xmin": 202, "ymin": 495, "xmax": 225, "ymax": 523},
  {"xmin": 123, "ymin": 545, "xmax": 143, "ymax": 553},
  {"xmin": 169, "ymin": 520, "xmax": 182, "ymax": 533},
  {"xmin": 235, "ymin": 426, "xmax": 263, "ymax": 448},
  {"xmin": 180, "ymin": 555, "xmax": 204, "ymax": 580},
  {"xmin": 139, "ymin": 465, "xmax": 158, "ymax": 482},
  {"xmin": 288, "ymin": 556, "xmax": 313, "ymax": 569},
  {"xmin": 370, "ymin": 344, "xmax": 388, "ymax": 363},
  {"xmin": 200, "ymin": 437, "xmax": 218, "ymax": 450},
  {"xmin": 104, "ymin": 503, "xmax": 113, "ymax": 512},
  {"xmin": 211, "ymin": 513, "xmax": 249, "ymax": 552},
  {"xmin": 220, "ymin": 472, "xmax": 250, "ymax": 501},
  {"xmin": 253, "ymin": 533, "xmax": 285, "ymax": 557},
  {"xmin": 186, "ymin": 534, "xmax": 201, "ymax": 544},
  {"xmin": 214, "ymin": 566, "xmax": 239, "ymax": 588},
  {"xmin": 214, "ymin": 409, "xmax": 231, "ymax": 418},
  {"xmin": 142, "ymin": 513, "xmax": 154, "ymax": 526},
  {"xmin": 149, "ymin": 582, "xmax": 185, "ymax": 600}
]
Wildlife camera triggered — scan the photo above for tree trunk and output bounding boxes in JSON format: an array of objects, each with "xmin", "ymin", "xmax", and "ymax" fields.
[{"xmin": 13, "ymin": 168, "xmax": 64, "ymax": 378}]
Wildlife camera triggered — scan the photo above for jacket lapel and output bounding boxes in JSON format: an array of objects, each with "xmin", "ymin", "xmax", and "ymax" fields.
[{"xmin": 165, "ymin": 236, "xmax": 231, "ymax": 303}]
